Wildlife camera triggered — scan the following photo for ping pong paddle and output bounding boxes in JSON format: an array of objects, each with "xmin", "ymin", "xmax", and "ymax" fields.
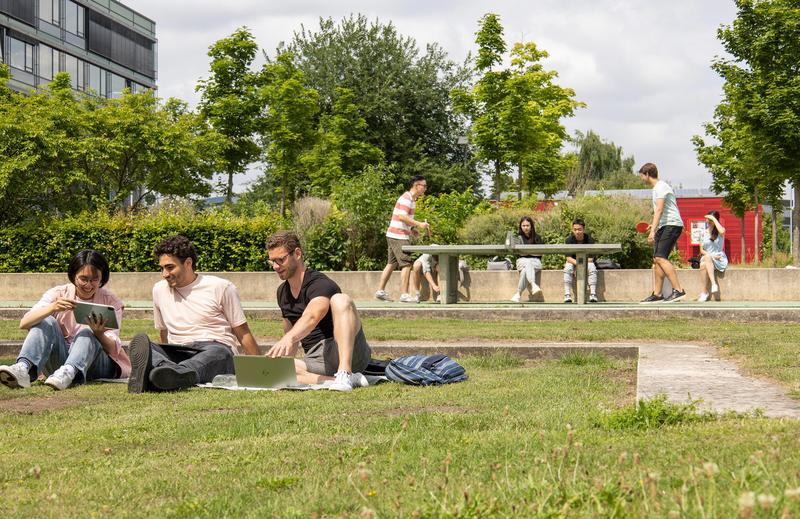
[{"xmin": 635, "ymin": 221, "xmax": 650, "ymax": 233}]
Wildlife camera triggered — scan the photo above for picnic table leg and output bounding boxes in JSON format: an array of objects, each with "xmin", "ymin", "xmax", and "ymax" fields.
[
  {"xmin": 438, "ymin": 254, "xmax": 459, "ymax": 304},
  {"xmin": 576, "ymin": 254, "xmax": 587, "ymax": 304}
]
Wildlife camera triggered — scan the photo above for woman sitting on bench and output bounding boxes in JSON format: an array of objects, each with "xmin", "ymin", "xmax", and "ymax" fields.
[{"xmin": 511, "ymin": 216, "xmax": 543, "ymax": 303}]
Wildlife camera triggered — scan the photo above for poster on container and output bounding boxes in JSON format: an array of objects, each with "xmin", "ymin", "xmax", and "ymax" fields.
[{"xmin": 690, "ymin": 220, "xmax": 706, "ymax": 245}]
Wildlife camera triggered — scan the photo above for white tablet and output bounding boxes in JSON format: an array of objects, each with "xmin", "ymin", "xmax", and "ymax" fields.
[{"xmin": 72, "ymin": 301, "xmax": 119, "ymax": 329}]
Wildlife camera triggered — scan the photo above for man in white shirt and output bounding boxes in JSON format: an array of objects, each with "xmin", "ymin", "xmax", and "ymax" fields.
[
  {"xmin": 639, "ymin": 163, "xmax": 686, "ymax": 303},
  {"xmin": 374, "ymin": 175, "xmax": 430, "ymax": 303},
  {"xmin": 127, "ymin": 235, "xmax": 260, "ymax": 393}
]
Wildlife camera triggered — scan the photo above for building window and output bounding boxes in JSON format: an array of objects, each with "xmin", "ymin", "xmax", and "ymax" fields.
[
  {"xmin": 110, "ymin": 73, "xmax": 125, "ymax": 98},
  {"xmin": 38, "ymin": 0, "xmax": 60, "ymax": 26},
  {"xmin": 88, "ymin": 63, "xmax": 107, "ymax": 96},
  {"xmin": 62, "ymin": 53, "xmax": 85, "ymax": 90},
  {"xmin": 38, "ymin": 43, "xmax": 56, "ymax": 80},
  {"xmin": 8, "ymin": 36, "xmax": 34, "ymax": 73},
  {"xmin": 65, "ymin": 0, "xmax": 84, "ymax": 37}
]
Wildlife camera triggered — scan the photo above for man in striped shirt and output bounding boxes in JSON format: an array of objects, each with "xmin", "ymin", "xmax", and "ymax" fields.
[{"xmin": 375, "ymin": 175, "xmax": 430, "ymax": 303}]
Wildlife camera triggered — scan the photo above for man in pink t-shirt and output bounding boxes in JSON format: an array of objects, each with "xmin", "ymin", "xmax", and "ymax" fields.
[
  {"xmin": 374, "ymin": 175, "xmax": 430, "ymax": 303},
  {"xmin": 127, "ymin": 236, "xmax": 260, "ymax": 393}
]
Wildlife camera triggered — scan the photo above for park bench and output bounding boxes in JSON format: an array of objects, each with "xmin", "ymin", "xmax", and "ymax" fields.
[{"xmin": 402, "ymin": 243, "xmax": 622, "ymax": 305}]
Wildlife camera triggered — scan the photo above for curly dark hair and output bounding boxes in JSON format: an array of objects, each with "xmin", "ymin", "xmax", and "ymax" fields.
[{"xmin": 154, "ymin": 235, "xmax": 198, "ymax": 269}]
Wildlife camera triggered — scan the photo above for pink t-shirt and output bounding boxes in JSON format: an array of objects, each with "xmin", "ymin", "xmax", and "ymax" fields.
[
  {"xmin": 385, "ymin": 191, "xmax": 415, "ymax": 240},
  {"xmin": 25, "ymin": 284, "xmax": 131, "ymax": 378},
  {"xmin": 152, "ymin": 274, "xmax": 247, "ymax": 350}
]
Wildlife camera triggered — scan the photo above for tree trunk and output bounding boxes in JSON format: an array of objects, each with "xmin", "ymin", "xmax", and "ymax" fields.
[
  {"xmin": 771, "ymin": 208, "xmax": 778, "ymax": 267},
  {"xmin": 793, "ymin": 183, "xmax": 800, "ymax": 266},
  {"xmin": 226, "ymin": 171, "xmax": 234, "ymax": 203},
  {"xmin": 494, "ymin": 162, "xmax": 502, "ymax": 201},
  {"xmin": 740, "ymin": 216, "xmax": 746, "ymax": 264},
  {"xmin": 280, "ymin": 174, "xmax": 287, "ymax": 217},
  {"xmin": 517, "ymin": 164, "xmax": 523, "ymax": 201},
  {"xmin": 753, "ymin": 193, "xmax": 759, "ymax": 264}
]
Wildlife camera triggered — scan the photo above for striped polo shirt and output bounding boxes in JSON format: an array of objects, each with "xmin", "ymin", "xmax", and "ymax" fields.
[{"xmin": 385, "ymin": 191, "xmax": 415, "ymax": 240}]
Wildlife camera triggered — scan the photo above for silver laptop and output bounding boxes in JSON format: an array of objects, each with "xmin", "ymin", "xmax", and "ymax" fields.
[{"xmin": 233, "ymin": 356, "xmax": 303, "ymax": 389}]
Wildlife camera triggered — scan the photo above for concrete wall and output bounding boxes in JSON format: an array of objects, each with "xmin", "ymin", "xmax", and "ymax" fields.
[{"xmin": 1, "ymin": 268, "xmax": 797, "ymax": 303}]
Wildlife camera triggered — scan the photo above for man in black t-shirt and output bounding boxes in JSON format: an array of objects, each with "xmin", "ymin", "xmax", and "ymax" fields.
[
  {"xmin": 266, "ymin": 231, "xmax": 372, "ymax": 392},
  {"xmin": 563, "ymin": 218, "xmax": 599, "ymax": 303}
]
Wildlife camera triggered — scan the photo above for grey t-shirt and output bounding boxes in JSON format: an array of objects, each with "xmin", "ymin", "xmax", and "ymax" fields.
[{"xmin": 652, "ymin": 180, "xmax": 683, "ymax": 229}]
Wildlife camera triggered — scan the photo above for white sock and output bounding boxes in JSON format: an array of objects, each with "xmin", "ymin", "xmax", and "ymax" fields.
[{"xmin": 16, "ymin": 358, "xmax": 32, "ymax": 371}]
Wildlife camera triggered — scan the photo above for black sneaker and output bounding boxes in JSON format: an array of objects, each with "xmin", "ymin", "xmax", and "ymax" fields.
[
  {"xmin": 127, "ymin": 333, "xmax": 153, "ymax": 393},
  {"xmin": 663, "ymin": 289, "xmax": 686, "ymax": 303},
  {"xmin": 149, "ymin": 365, "xmax": 197, "ymax": 391},
  {"xmin": 640, "ymin": 293, "xmax": 664, "ymax": 304}
]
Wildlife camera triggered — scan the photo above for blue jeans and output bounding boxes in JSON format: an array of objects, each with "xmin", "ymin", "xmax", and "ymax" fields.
[
  {"xmin": 150, "ymin": 340, "xmax": 234, "ymax": 384},
  {"xmin": 18, "ymin": 316, "xmax": 119, "ymax": 384}
]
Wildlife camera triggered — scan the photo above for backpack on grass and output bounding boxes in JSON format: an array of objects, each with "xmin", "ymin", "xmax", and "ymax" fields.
[{"xmin": 385, "ymin": 354, "xmax": 467, "ymax": 386}]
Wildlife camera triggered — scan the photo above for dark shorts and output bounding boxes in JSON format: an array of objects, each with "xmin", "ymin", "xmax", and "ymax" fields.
[
  {"xmin": 387, "ymin": 237, "xmax": 413, "ymax": 268},
  {"xmin": 653, "ymin": 225, "xmax": 683, "ymax": 259},
  {"xmin": 303, "ymin": 328, "xmax": 372, "ymax": 376}
]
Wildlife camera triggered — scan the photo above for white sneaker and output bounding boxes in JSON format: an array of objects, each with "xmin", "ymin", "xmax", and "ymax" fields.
[
  {"xmin": 329, "ymin": 370, "xmax": 354, "ymax": 392},
  {"xmin": 399, "ymin": 293, "xmax": 418, "ymax": 303},
  {"xmin": 697, "ymin": 292, "xmax": 709, "ymax": 302},
  {"xmin": 710, "ymin": 284, "xmax": 719, "ymax": 294},
  {"xmin": 510, "ymin": 292, "xmax": 521, "ymax": 303},
  {"xmin": 44, "ymin": 365, "xmax": 76, "ymax": 391},
  {"xmin": 374, "ymin": 290, "xmax": 391, "ymax": 301},
  {"xmin": 350, "ymin": 372, "xmax": 369, "ymax": 388},
  {"xmin": 530, "ymin": 283, "xmax": 542, "ymax": 296},
  {"xmin": 0, "ymin": 362, "xmax": 32, "ymax": 389},
  {"xmin": 589, "ymin": 294, "xmax": 599, "ymax": 303}
]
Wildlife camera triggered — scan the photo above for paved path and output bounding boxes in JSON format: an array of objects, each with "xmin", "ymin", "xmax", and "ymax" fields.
[{"xmin": 637, "ymin": 343, "xmax": 800, "ymax": 419}]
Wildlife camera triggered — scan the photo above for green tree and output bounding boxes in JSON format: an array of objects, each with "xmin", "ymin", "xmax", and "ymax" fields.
[
  {"xmin": 196, "ymin": 27, "xmax": 263, "ymax": 202},
  {"xmin": 693, "ymin": 96, "xmax": 783, "ymax": 262},
  {"xmin": 301, "ymin": 87, "xmax": 384, "ymax": 196},
  {"xmin": 452, "ymin": 13, "xmax": 582, "ymax": 200},
  {"xmin": 283, "ymin": 14, "xmax": 478, "ymax": 194},
  {"xmin": 0, "ymin": 71, "xmax": 221, "ymax": 223},
  {"xmin": 258, "ymin": 52, "xmax": 319, "ymax": 216},
  {"xmin": 566, "ymin": 130, "xmax": 638, "ymax": 195},
  {"xmin": 80, "ymin": 92, "xmax": 222, "ymax": 211},
  {"xmin": 0, "ymin": 73, "xmax": 82, "ymax": 222},
  {"xmin": 700, "ymin": 0, "xmax": 800, "ymax": 264}
]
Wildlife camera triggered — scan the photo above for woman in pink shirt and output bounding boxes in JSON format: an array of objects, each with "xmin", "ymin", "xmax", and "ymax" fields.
[{"xmin": 0, "ymin": 250, "xmax": 130, "ymax": 390}]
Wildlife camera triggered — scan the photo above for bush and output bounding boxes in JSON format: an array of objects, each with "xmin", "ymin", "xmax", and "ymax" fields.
[
  {"xmin": 0, "ymin": 206, "xmax": 283, "ymax": 272},
  {"xmin": 332, "ymin": 166, "xmax": 397, "ymax": 270},
  {"xmin": 415, "ymin": 189, "xmax": 490, "ymax": 245},
  {"xmin": 301, "ymin": 209, "xmax": 350, "ymax": 271},
  {"xmin": 459, "ymin": 195, "xmax": 652, "ymax": 269}
]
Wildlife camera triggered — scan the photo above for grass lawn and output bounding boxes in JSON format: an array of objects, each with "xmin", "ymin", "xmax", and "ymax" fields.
[
  {"xmin": 1, "ymin": 352, "xmax": 799, "ymax": 517},
  {"xmin": 2, "ymin": 317, "xmax": 800, "ymax": 516},
  {"xmin": 3, "ymin": 316, "xmax": 799, "ymax": 396}
]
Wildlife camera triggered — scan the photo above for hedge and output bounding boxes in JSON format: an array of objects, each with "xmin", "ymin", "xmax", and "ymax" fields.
[{"xmin": 0, "ymin": 209, "xmax": 282, "ymax": 272}]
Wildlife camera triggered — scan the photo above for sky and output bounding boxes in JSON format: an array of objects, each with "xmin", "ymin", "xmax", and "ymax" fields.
[{"xmin": 122, "ymin": 0, "xmax": 739, "ymax": 192}]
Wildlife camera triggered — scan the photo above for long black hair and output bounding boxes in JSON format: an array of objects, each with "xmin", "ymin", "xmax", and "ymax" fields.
[
  {"xmin": 707, "ymin": 210, "xmax": 721, "ymax": 241},
  {"xmin": 518, "ymin": 216, "xmax": 536, "ymax": 240}
]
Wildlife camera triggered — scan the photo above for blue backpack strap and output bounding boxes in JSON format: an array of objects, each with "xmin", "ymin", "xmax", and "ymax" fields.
[{"xmin": 420, "ymin": 354, "xmax": 447, "ymax": 371}]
